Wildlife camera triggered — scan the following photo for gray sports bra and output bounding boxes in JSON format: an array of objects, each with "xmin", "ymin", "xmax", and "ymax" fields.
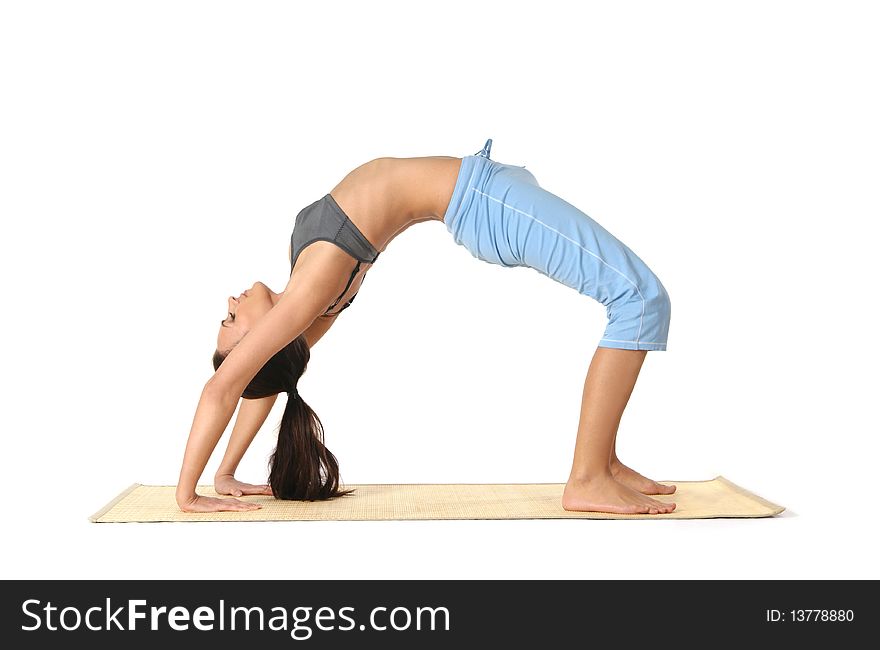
[{"xmin": 290, "ymin": 193, "xmax": 381, "ymax": 317}]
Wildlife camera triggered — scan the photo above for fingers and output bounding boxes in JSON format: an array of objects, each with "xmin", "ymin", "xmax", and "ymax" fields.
[
  {"xmin": 191, "ymin": 497, "xmax": 263, "ymax": 513},
  {"xmin": 231, "ymin": 502, "xmax": 262, "ymax": 511},
  {"xmin": 221, "ymin": 498, "xmax": 262, "ymax": 512},
  {"xmin": 182, "ymin": 493, "xmax": 267, "ymax": 513},
  {"xmin": 239, "ymin": 483, "xmax": 272, "ymax": 495}
]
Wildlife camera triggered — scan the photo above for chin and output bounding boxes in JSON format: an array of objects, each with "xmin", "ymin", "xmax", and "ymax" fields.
[{"xmin": 254, "ymin": 281, "xmax": 278, "ymax": 300}]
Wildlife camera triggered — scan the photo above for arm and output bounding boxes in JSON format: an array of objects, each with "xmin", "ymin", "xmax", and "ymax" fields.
[
  {"xmin": 176, "ymin": 263, "xmax": 353, "ymax": 512},
  {"xmin": 210, "ymin": 304, "xmax": 339, "ymax": 498},
  {"xmin": 213, "ymin": 314, "xmax": 337, "ymax": 494},
  {"xmin": 214, "ymin": 393, "xmax": 278, "ymax": 496},
  {"xmin": 302, "ymin": 311, "xmax": 339, "ymax": 348}
]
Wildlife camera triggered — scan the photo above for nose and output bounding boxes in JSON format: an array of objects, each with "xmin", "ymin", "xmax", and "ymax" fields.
[{"xmin": 229, "ymin": 286, "xmax": 252, "ymax": 304}]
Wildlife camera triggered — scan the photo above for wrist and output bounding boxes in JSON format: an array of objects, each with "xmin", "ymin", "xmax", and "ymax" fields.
[{"xmin": 176, "ymin": 490, "xmax": 198, "ymax": 508}]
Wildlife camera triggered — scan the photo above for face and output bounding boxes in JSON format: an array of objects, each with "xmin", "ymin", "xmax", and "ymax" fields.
[{"xmin": 217, "ymin": 281, "xmax": 282, "ymax": 352}]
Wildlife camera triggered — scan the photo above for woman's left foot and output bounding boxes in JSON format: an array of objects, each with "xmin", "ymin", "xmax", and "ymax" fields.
[{"xmin": 610, "ymin": 459, "xmax": 676, "ymax": 495}]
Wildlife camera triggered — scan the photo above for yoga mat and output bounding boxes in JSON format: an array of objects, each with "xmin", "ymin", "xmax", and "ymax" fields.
[{"xmin": 89, "ymin": 476, "xmax": 784, "ymax": 522}]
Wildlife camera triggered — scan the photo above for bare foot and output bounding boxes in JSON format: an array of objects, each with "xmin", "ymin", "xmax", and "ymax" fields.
[
  {"xmin": 610, "ymin": 458, "xmax": 677, "ymax": 495},
  {"xmin": 562, "ymin": 474, "xmax": 676, "ymax": 514}
]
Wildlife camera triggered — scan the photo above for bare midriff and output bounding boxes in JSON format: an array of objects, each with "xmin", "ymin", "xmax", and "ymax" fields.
[
  {"xmin": 329, "ymin": 156, "xmax": 463, "ymax": 251},
  {"xmin": 288, "ymin": 156, "xmax": 463, "ymax": 312}
]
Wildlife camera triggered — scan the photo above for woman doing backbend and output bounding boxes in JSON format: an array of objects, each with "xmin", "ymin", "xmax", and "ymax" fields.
[{"xmin": 176, "ymin": 139, "xmax": 676, "ymax": 515}]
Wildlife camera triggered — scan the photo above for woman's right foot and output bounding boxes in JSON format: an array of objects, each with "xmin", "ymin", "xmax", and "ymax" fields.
[{"xmin": 562, "ymin": 474, "xmax": 676, "ymax": 514}]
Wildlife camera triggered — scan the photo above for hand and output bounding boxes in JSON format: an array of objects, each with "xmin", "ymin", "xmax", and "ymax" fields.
[
  {"xmin": 214, "ymin": 474, "xmax": 274, "ymax": 497},
  {"xmin": 177, "ymin": 494, "xmax": 263, "ymax": 513}
]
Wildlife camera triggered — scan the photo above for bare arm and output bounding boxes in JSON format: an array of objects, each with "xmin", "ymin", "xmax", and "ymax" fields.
[
  {"xmin": 213, "ymin": 314, "xmax": 338, "ymax": 494},
  {"xmin": 213, "ymin": 393, "xmax": 277, "ymax": 495},
  {"xmin": 175, "ymin": 262, "xmax": 353, "ymax": 511},
  {"xmin": 302, "ymin": 312, "xmax": 339, "ymax": 348},
  {"xmin": 215, "ymin": 394, "xmax": 277, "ymax": 479}
]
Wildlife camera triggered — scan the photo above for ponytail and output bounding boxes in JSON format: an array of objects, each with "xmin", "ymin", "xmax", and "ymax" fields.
[
  {"xmin": 213, "ymin": 334, "xmax": 353, "ymax": 502},
  {"xmin": 268, "ymin": 388, "xmax": 354, "ymax": 500}
]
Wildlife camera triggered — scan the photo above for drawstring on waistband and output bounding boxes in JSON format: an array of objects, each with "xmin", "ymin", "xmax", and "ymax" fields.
[{"xmin": 475, "ymin": 138, "xmax": 493, "ymax": 159}]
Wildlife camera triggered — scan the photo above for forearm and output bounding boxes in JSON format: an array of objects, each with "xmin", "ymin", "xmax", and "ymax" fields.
[
  {"xmin": 215, "ymin": 394, "xmax": 278, "ymax": 478},
  {"xmin": 176, "ymin": 383, "xmax": 239, "ymax": 506},
  {"xmin": 214, "ymin": 430, "xmax": 258, "ymax": 479}
]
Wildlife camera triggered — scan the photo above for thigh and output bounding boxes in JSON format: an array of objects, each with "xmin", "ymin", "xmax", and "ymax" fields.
[{"xmin": 487, "ymin": 169, "xmax": 656, "ymax": 308}]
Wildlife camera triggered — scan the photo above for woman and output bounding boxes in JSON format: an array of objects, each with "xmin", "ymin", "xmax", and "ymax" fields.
[{"xmin": 176, "ymin": 139, "xmax": 676, "ymax": 515}]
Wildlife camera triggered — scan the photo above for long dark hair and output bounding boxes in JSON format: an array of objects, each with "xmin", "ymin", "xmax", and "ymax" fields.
[{"xmin": 212, "ymin": 335, "xmax": 354, "ymax": 501}]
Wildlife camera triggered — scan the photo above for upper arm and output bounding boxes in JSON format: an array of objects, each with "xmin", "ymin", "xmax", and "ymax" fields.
[
  {"xmin": 208, "ymin": 263, "xmax": 351, "ymax": 398},
  {"xmin": 301, "ymin": 312, "xmax": 339, "ymax": 348}
]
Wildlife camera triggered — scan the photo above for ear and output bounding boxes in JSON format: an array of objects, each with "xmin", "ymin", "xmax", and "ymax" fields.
[{"xmin": 208, "ymin": 262, "xmax": 349, "ymax": 398}]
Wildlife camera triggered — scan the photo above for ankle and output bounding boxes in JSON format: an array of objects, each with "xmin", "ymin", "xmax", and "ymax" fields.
[{"xmin": 567, "ymin": 468, "xmax": 614, "ymax": 485}]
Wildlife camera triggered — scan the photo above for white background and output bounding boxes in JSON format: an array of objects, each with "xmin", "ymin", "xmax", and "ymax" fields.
[{"xmin": 1, "ymin": 0, "xmax": 878, "ymax": 579}]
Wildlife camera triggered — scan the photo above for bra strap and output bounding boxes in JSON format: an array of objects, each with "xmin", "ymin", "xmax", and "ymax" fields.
[{"xmin": 325, "ymin": 260, "xmax": 362, "ymax": 314}]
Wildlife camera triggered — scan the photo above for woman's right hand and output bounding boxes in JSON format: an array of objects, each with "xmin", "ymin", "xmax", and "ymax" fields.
[{"xmin": 177, "ymin": 494, "xmax": 262, "ymax": 513}]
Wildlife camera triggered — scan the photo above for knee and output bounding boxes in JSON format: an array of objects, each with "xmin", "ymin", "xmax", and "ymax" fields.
[{"xmin": 643, "ymin": 274, "xmax": 671, "ymax": 326}]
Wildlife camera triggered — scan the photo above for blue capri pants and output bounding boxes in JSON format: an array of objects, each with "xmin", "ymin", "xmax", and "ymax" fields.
[{"xmin": 443, "ymin": 139, "xmax": 671, "ymax": 351}]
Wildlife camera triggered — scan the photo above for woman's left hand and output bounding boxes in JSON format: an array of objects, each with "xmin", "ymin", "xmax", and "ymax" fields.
[{"xmin": 214, "ymin": 474, "xmax": 273, "ymax": 497}]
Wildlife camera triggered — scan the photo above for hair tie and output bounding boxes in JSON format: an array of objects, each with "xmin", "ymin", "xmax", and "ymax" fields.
[{"xmin": 289, "ymin": 387, "xmax": 299, "ymax": 400}]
